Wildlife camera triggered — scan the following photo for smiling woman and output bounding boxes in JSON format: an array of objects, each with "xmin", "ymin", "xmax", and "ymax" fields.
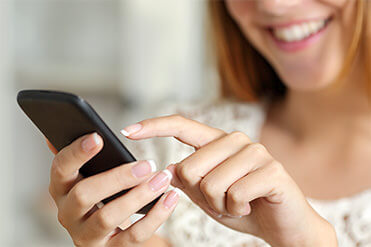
[
  {"xmin": 209, "ymin": 0, "xmax": 371, "ymax": 101},
  {"xmin": 43, "ymin": 0, "xmax": 371, "ymax": 247}
]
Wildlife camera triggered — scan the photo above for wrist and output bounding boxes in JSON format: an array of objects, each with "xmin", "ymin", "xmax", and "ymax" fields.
[
  {"xmin": 315, "ymin": 219, "xmax": 338, "ymax": 247},
  {"xmin": 293, "ymin": 218, "xmax": 337, "ymax": 247},
  {"xmin": 269, "ymin": 216, "xmax": 338, "ymax": 247}
]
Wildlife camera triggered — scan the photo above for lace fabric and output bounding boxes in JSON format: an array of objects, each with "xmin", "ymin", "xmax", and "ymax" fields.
[{"xmin": 126, "ymin": 100, "xmax": 371, "ymax": 247}]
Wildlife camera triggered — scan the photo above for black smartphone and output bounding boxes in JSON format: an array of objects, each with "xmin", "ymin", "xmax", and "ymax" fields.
[{"xmin": 17, "ymin": 89, "xmax": 159, "ymax": 214}]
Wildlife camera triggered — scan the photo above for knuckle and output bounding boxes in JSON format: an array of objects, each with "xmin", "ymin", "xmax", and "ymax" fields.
[
  {"xmin": 111, "ymin": 167, "xmax": 126, "ymax": 188},
  {"xmin": 71, "ymin": 234, "xmax": 88, "ymax": 247},
  {"xmin": 95, "ymin": 208, "xmax": 116, "ymax": 230},
  {"xmin": 48, "ymin": 183, "xmax": 57, "ymax": 200},
  {"xmin": 69, "ymin": 185, "xmax": 90, "ymax": 208},
  {"xmin": 51, "ymin": 156, "xmax": 65, "ymax": 179},
  {"xmin": 170, "ymin": 114, "xmax": 185, "ymax": 122},
  {"xmin": 177, "ymin": 163, "xmax": 196, "ymax": 184},
  {"xmin": 72, "ymin": 239, "xmax": 84, "ymax": 247},
  {"xmin": 266, "ymin": 161, "xmax": 285, "ymax": 178},
  {"xmin": 199, "ymin": 179, "xmax": 218, "ymax": 197},
  {"xmin": 229, "ymin": 131, "xmax": 250, "ymax": 144},
  {"xmin": 227, "ymin": 187, "xmax": 242, "ymax": 204},
  {"xmin": 127, "ymin": 226, "xmax": 147, "ymax": 243},
  {"xmin": 247, "ymin": 143, "xmax": 268, "ymax": 155},
  {"xmin": 57, "ymin": 211, "xmax": 68, "ymax": 228}
]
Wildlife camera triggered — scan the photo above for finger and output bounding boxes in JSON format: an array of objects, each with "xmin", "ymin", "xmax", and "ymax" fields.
[
  {"xmin": 200, "ymin": 143, "xmax": 273, "ymax": 214},
  {"xmin": 174, "ymin": 131, "xmax": 251, "ymax": 205},
  {"xmin": 121, "ymin": 114, "xmax": 226, "ymax": 150},
  {"xmin": 226, "ymin": 161, "xmax": 287, "ymax": 216},
  {"xmin": 108, "ymin": 189, "xmax": 180, "ymax": 246},
  {"xmin": 83, "ymin": 169, "xmax": 173, "ymax": 239},
  {"xmin": 178, "ymin": 131, "xmax": 251, "ymax": 185},
  {"xmin": 49, "ymin": 133, "xmax": 103, "ymax": 199},
  {"xmin": 62, "ymin": 160, "xmax": 157, "ymax": 219},
  {"xmin": 166, "ymin": 164, "xmax": 184, "ymax": 189},
  {"xmin": 46, "ymin": 139, "xmax": 58, "ymax": 155}
]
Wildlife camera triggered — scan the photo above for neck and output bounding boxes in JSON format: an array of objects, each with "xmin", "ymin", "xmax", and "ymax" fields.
[{"xmin": 270, "ymin": 60, "xmax": 371, "ymax": 142}]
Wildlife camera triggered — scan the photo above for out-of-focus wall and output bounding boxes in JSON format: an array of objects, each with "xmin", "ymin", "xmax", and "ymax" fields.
[
  {"xmin": 14, "ymin": 0, "xmax": 217, "ymax": 104},
  {"xmin": 14, "ymin": 0, "xmax": 121, "ymax": 94},
  {"xmin": 119, "ymin": 0, "xmax": 215, "ymax": 106},
  {"xmin": 0, "ymin": 0, "xmax": 15, "ymax": 245}
]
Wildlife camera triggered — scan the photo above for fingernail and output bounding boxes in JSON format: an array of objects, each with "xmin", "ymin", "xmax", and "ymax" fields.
[
  {"xmin": 120, "ymin": 123, "xmax": 142, "ymax": 137},
  {"xmin": 149, "ymin": 169, "xmax": 173, "ymax": 191},
  {"xmin": 131, "ymin": 160, "xmax": 157, "ymax": 178},
  {"xmin": 206, "ymin": 206, "xmax": 223, "ymax": 218},
  {"xmin": 227, "ymin": 214, "xmax": 243, "ymax": 218},
  {"xmin": 81, "ymin": 133, "xmax": 101, "ymax": 152},
  {"xmin": 96, "ymin": 202, "xmax": 104, "ymax": 209},
  {"xmin": 163, "ymin": 188, "xmax": 181, "ymax": 209}
]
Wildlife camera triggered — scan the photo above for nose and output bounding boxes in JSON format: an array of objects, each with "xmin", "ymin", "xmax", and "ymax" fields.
[{"xmin": 257, "ymin": 0, "xmax": 302, "ymax": 16}]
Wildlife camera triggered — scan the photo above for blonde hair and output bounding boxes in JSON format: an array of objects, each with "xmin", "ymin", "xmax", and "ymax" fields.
[{"xmin": 209, "ymin": 0, "xmax": 371, "ymax": 102}]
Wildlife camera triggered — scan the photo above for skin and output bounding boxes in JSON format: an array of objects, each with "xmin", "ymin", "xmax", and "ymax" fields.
[
  {"xmin": 47, "ymin": 0, "xmax": 370, "ymax": 246},
  {"xmin": 225, "ymin": 0, "xmax": 358, "ymax": 91},
  {"xmin": 47, "ymin": 135, "xmax": 177, "ymax": 247},
  {"xmin": 224, "ymin": 0, "xmax": 371, "ymax": 199}
]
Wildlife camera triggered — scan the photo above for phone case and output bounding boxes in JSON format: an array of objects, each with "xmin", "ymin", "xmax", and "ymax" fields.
[{"xmin": 17, "ymin": 89, "xmax": 159, "ymax": 214}]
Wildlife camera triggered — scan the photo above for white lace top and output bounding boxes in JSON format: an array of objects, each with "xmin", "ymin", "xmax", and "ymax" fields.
[{"xmin": 127, "ymin": 100, "xmax": 371, "ymax": 247}]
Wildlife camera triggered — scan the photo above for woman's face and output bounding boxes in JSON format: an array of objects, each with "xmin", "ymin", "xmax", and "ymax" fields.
[{"xmin": 225, "ymin": 0, "xmax": 358, "ymax": 91}]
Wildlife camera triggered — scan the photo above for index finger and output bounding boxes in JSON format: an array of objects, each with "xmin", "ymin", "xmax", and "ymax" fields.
[{"xmin": 121, "ymin": 114, "xmax": 226, "ymax": 149}]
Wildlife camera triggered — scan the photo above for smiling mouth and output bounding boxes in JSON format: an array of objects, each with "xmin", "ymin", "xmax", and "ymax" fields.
[{"xmin": 268, "ymin": 17, "xmax": 332, "ymax": 43}]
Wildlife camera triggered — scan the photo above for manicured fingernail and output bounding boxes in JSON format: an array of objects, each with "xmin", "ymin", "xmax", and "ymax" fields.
[
  {"xmin": 81, "ymin": 133, "xmax": 101, "ymax": 152},
  {"xmin": 149, "ymin": 169, "xmax": 173, "ymax": 191},
  {"xmin": 131, "ymin": 160, "xmax": 157, "ymax": 178},
  {"xmin": 163, "ymin": 188, "xmax": 181, "ymax": 209},
  {"xmin": 120, "ymin": 123, "xmax": 142, "ymax": 137}
]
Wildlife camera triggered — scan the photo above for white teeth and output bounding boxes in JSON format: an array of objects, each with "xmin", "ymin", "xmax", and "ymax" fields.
[{"xmin": 273, "ymin": 19, "xmax": 327, "ymax": 42}]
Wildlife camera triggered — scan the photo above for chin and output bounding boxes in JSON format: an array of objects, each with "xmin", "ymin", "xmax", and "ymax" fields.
[{"xmin": 279, "ymin": 71, "xmax": 339, "ymax": 92}]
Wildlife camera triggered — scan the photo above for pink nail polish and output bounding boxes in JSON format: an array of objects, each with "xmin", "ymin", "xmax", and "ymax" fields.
[
  {"xmin": 120, "ymin": 123, "xmax": 142, "ymax": 137},
  {"xmin": 148, "ymin": 170, "xmax": 172, "ymax": 191},
  {"xmin": 131, "ymin": 160, "xmax": 157, "ymax": 178},
  {"xmin": 163, "ymin": 188, "xmax": 181, "ymax": 209},
  {"xmin": 81, "ymin": 133, "xmax": 100, "ymax": 152}
]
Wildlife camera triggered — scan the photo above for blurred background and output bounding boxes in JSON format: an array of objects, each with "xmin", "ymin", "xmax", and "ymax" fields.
[{"xmin": 0, "ymin": 0, "xmax": 219, "ymax": 246}]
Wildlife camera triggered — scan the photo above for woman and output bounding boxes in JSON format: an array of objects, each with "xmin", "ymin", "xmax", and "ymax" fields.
[{"xmin": 47, "ymin": 0, "xmax": 371, "ymax": 246}]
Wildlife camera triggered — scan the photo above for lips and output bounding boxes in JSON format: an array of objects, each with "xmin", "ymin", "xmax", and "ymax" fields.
[{"xmin": 266, "ymin": 17, "xmax": 332, "ymax": 52}]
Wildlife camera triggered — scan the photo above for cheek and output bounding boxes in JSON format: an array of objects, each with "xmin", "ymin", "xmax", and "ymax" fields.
[
  {"xmin": 225, "ymin": 0, "xmax": 256, "ymax": 26},
  {"xmin": 225, "ymin": 0, "xmax": 262, "ymax": 49}
]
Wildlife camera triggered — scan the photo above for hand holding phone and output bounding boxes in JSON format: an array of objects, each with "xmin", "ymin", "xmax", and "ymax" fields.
[
  {"xmin": 17, "ymin": 90, "xmax": 180, "ymax": 246},
  {"xmin": 17, "ymin": 89, "xmax": 160, "ymax": 213},
  {"xmin": 48, "ymin": 132, "xmax": 178, "ymax": 246}
]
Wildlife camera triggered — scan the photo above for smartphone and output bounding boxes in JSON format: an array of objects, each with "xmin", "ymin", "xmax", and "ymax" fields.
[{"xmin": 17, "ymin": 89, "xmax": 159, "ymax": 214}]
